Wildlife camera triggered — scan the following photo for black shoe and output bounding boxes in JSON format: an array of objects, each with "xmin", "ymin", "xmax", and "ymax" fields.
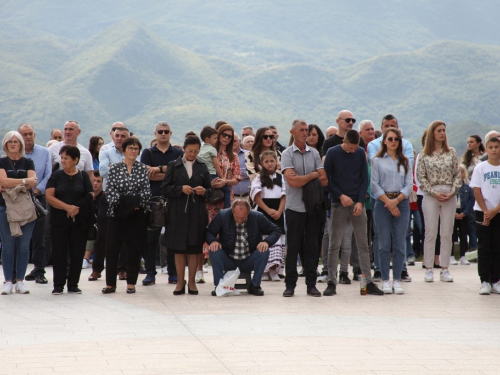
[
  {"xmin": 173, "ymin": 281, "xmax": 186, "ymax": 296},
  {"xmin": 283, "ymin": 287, "xmax": 295, "ymax": 297},
  {"xmin": 102, "ymin": 286, "xmax": 116, "ymax": 294},
  {"xmin": 211, "ymin": 288, "xmax": 217, "ymax": 296},
  {"xmin": 126, "ymin": 287, "xmax": 136, "ymax": 294},
  {"xmin": 366, "ymin": 282, "xmax": 384, "ymax": 295},
  {"xmin": 323, "ymin": 282, "xmax": 336, "ymax": 296},
  {"xmin": 339, "ymin": 271, "xmax": 351, "ymax": 284},
  {"xmin": 401, "ymin": 270, "xmax": 412, "ymax": 282},
  {"xmin": 433, "ymin": 264, "xmax": 442, "ymax": 269},
  {"xmin": 307, "ymin": 286, "xmax": 321, "ymax": 297},
  {"xmin": 52, "ymin": 287, "xmax": 64, "ymax": 295},
  {"xmin": 372, "ymin": 271, "xmax": 382, "ymax": 282},
  {"xmin": 68, "ymin": 287, "xmax": 82, "ymax": 294},
  {"xmin": 35, "ymin": 275, "xmax": 48, "ymax": 284},
  {"xmin": 247, "ymin": 283, "xmax": 264, "ymax": 296},
  {"xmin": 25, "ymin": 270, "xmax": 37, "ymax": 281}
]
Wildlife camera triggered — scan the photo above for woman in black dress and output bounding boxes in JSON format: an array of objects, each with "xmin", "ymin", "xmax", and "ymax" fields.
[
  {"xmin": 161, "ymin": 135, "xmax": 212, "ymax": 295},
  {"xmin": 46, "ymin": 145, "xmax": 94, "ymax": 295}
]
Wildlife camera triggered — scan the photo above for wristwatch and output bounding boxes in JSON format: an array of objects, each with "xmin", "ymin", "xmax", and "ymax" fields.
[{"xmin": 22, "ymin": 178, "xmax": 26, "ymax": 185}]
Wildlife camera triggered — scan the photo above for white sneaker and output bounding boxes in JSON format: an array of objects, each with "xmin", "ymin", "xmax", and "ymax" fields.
[
  {"xmin": 449, "ymin": 256, "xmax": 458, "ymax": 265},
  {"xmin": 261, "ymin": 273, "xmax": 270, "ymax": 281},
  {"xmin": 317, "ymin": 275, "xmax": 328, "ymax": 283},
  {"xmin": 459, "ymin": 256, "xmax": 470, "ymax": 265},
  {"xmin": 1, "ymin": 282, "xmax": 14, "ymax": 295},
  {"xmin": 82, "ymin": 259, "xmax": 91, "ymax": 269},
  {"xmin": 382, "ymin": 280, "xmax": 392, "ymax": 294},
  {"xmin": 424, "ymin": 269, "xmax": 434, "ymax": 282},
  {"xmin": 203, "ymin": 265, "xmax": 209, "ymax": 273},
  {"xmin": 491, "ymin": 282, "xmax": 500, "ymax": 294},
  {"xmin": 393, "ymin": 280, "xmax": 404, "ymax": 294},
  {"xmin": 440, "ymin": 269, "xmax": 453, "ymax": 282},
  {"xmin": 15, "ymin": 281, "xmax": 30, "ymax": 294},
  {"xmin": 160, "ymin": 266, "xmax": 169, "ymax": 274},
  {"xmin": 195, "ymin": 270, "xmax": 205, "ymax": 283},
  {"xmin": 270, "ymin": 272, "xmax": 280, "ymax": 282},
  {"xmin": 479, "ymin": 282, "xmax": 491, "ymax": 295}
]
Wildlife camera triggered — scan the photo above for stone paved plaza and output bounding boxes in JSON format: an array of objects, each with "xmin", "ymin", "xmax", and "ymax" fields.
[{"xmin": 1, "ymin": 262, "xmax": 500, "ymax": 375}]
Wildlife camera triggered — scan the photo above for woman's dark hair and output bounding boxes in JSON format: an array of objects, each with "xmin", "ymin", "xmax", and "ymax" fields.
[
  {"xmin": 216, "ymin": 124, "xmax": 235, "ymax": 162},
  {"xmin": 184, "ymin": 135, "xmax": 201, "ymax": 148},
  {"xmin": 88, "ymin": 136, "xmax": 103, "ymax": 160},
  {"xmin": 185, "ymin": 131, "xmax": 197, "ymax": 138},
  {"xmin": 375, "ymin": 128, "xmax": 409, "ymax": 174},
  {"xmin": 258, "ymin": 150, "xmax": 278, "ymax": 189},
  {"xmin": 59, "ymin": 145, "xmax": 80, "ymax": 161},
  {"xmin": 462, "ymin": 135, "xmax": 485, "ymax": 167},
  {"xmin": 307, "ymin": 124, "xmax": 325, "ymax": 154},
  {"xmin": 122, "ymin": 137, "xmax": 142, "ymax": 152},
  {"xmin": 251, "ymin": 127, "xmax": 276, "ymax": 174}
]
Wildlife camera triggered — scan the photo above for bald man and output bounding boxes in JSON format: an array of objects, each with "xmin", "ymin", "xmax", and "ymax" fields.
[{"xmin": 322, "ymin": 110, "xmax": 365, "ymax": 157}]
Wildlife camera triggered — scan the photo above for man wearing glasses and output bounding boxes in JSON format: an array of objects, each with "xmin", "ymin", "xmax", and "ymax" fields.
[
  {"xmin": 140, "ymin": 121, "xmax": 183, "ymax": 286},
  {"xmin": 322, "ymin": 110, "xmax": 365, "ymax": 157}
]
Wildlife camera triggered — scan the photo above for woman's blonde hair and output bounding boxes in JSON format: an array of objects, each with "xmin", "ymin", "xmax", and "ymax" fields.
[
  {"xmin": 2, "ymin": 131, "xmax": 25, "ymax": 157},
  {"xmin": 423, "ymin": 120, "xmax": 449, "ymax": 156},
  {"xmin": 458, "ymin": 163, "xmax": 469, "ymax": 184}
]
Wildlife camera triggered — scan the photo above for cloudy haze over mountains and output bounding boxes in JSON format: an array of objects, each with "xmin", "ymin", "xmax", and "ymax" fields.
[{"xmin": 1, "ymin": 0, "xmax": 499, "ymax": 151}]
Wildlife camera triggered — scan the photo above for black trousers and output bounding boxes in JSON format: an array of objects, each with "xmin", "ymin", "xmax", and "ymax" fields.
[
  {"xmin": 105, "ymin": 209, "xmax": 148, "ymax": 287},
  {"xmin": 285, "ymin": 209, "xmax": 322, "ymax": 288},
  {"xmin": 476, "ymin": 211, "xmax": 500, "ymax": 283},
  {"xmin": 92, "ymin": 215, "xmax": 128, "ymax": 273},
  {"xmin": 30, "ymin": 195, "xmax": 47, "ymax": 275},
  {"xmin": 452, "ymin": 210, "xmax": 468, "ymax": 257},
  {"xmin": 52, "ymin": 223, "xmax": 87, "ymax": 288},
  {"xmin": 145, "ymin": 227, "xmax": 176, "ymax": 276}
]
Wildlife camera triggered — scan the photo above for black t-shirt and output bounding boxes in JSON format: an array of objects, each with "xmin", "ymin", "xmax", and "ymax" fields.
[
  {"xmin": 322, "ymin": 134, "xmax": 366, "ymax": 156},
  {"xmin": 140, "ymin": 144, "xmax": 184, "ymax": 196},
  {"xmin": 46, "ymin": 170, "xmax": 93, "ymax": 226},
  {"xmin": 0, "ymin": 157, "xmax": 35, "ymax": 206}
]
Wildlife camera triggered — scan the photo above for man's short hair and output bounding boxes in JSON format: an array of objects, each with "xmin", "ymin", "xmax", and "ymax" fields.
[
  {"xmin": 484, "ymin": 130, "xmax": 500, "ymax": 142},
  {"xmin": 232, "ymin": 199, "xmax": 251, "ymax": 213},
  {"xmin": 65, "ymin": 120, "xmax": 80, "ymax": 129},
  {"xmin": 18, "ymin": 123, "xmax": 34, "ymax": 132},
  {"xmin": 292, "ymin": 119, "xmax": 307, "ymax": 129},
  {"xmin": 200, "ymin": 125, "xmax": 218, "ymax": 141},
  {"xmin": 344, "ymin": 129, "xmax": 360, "ymax": 144},
  {"xmin": 381, "ymin": 114, "xmax": 397, "ymax": 126},
  {"xmin": 155, "ymin": 121, "xmax": 170, "ymax": 131},
  {"xmin": 358, "ymin": 120, "xmax": 373, "ymax": 132},
  {"xmin": 93, "ymin": 171, "xmax": 102, "ymax": 179},
  {"xmin": 268, "ymin": 125, "xmax": 277, "ymax": 130},
  {"xmin": 486, "ymin": 137, "xmax": 500, "ymax": 146},
  {"xmin": 50, "ymin": 128, "xmax": 62, "ymax": 136}
]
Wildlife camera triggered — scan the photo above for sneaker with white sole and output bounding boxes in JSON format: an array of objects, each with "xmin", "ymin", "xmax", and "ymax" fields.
[
  {"xmin": 479, "ymin": 282, "xmax": 491, "ymax": 295},
  {"xmin": 317, "ymin": 274, "xmax": 328, "ymax": 283},
  {"xmin": 195, "ymin": 270, "xmax": 205, "ymax": 283},
  {"xmin": 1, "ymin": 282, "xmax": 14, "ymax": 295},
  {"xmin": 261, "ymin": 273, "xmax": 270, "ymax": 281},
  {"xmin": 15, "ymin": 281, "xmax": 30, "ymax": 294},
  {"xmin": 160, "ymin": 266, "xmax": 169, "ymax": 274},
  {"xmin": 382, "ymin": 280, "xmax": 392, "ymax": 294},
  {"xmin": 424, "ymin": 269, "xmax": 434, "ymax": 282},
  {"xmin": 393, "ymin": 280, "xmax": 404, "ymax": 294},
  {"xmin": 270, "ymin": 272, "xmax": 281, "ymax": 282},
  {"xmin": 491, "ymin": 282, "xmax": 500, "ymax": 294},
  {"xmin": 440, "ymin": 269, "xmax": 453, "ymax": 282},
  {"xmin": 203, "ymin": 265, "xmax": 209, "ymax": 273},
  {"xmin": 459, "ymin": 256, "xmax": 470, "ymax": 265},
  {"xmin": 449, "ymin": 256, "xmax": 458, "ymax": 265},
  {"xmin": 82, "ymin": 259, "xmax": 91, "ymax": 269}
]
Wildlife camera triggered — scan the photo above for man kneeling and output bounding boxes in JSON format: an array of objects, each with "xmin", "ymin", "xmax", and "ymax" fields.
[{"xmin": 206, "ymin": 199, "xmax": 281, "ymax": 296}]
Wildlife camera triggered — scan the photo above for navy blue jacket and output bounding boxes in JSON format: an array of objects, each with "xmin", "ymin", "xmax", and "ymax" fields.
[
  {"xmin": 205, "ymin": 208, "xmax": 281, "ymax": 256},
  {"xmin": 458, "ymin": 182, "xmax": 474, "ymax": 215}
]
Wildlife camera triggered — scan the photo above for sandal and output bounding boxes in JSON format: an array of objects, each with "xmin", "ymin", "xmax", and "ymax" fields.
[{"xmin": 126, "ymin": 287, "xmax": 136, "ymax": 294}]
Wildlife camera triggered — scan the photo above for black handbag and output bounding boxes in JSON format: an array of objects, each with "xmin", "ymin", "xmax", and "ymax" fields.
[
  {"xmin": 208, "ymin": 188, "xmax": 224, "ymax": 205},
  {"xmin": 148, "ymin": 197, "xmax": 169, "ymax": 229},
  {"xmin": 116, "ymin": 194, "xmax": 141, "ymax": 219}
]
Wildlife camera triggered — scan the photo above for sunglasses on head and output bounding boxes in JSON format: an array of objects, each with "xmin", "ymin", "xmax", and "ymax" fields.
[
  {"xmin": 387, "ymin": 137, "xmax": 401, "ymax": 142},
  {"xmin": 221, "ymin": 133, "xmax": 233, "ymax": 139},
  {"xmin": 157, "ymin": 130, "xmax": 170, "ymax": 135},
  {"xmin": 262, "ymin": 134, "xmax": 275, "ymax": 140},
  {"xmin": 341, "ymin": 118, "xmax": 356, "ymax": 124}
]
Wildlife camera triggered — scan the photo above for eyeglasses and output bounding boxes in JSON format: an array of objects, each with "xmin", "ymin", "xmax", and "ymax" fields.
[
  {"xmin": 387, "ymin": 137, "xmax": 401, "ymax": 142},
  {"xmin": 7, "ymin": 140, "xmax": 20, "ymax": 144},
  {"xmin": 341, "ymin": 118, "xmax": 356, "ymax": 124},
  {"xmin": 262, "ymin": 134, "xmax": 275, "ymax": 140},
  {"xmin": 127, "ymin": 147, "xmax": 140, "ymax": 152},
  {"xmin": 185, "ymin": 149, "xmax": 200, "ymax": 154},
  {"xmin": 221, "ymin": 133, "xmax": 233, "ymax": 139},
  {"xmin": 157, "ymin": 130, "xmax": 170, "ymax": 135}
]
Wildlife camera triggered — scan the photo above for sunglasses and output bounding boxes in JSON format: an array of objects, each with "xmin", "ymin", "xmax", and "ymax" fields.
[
  {"xmin": 221, "ymin": 133, "xmax": 233, "ymax": 139},
  {"xmin": 157, "ymin": 130, "xmax": 171, "ymax": 135},
  {"xmin": 387, "ymin": 137, "xmax": 401, "ymax": 142},
  {"xmin": 341, "ymin": 118, "xmax": 356, "ymax": 124},
  {"xmin": 262, "ymin": 134, "xmax": 275, "ymax": 140}
]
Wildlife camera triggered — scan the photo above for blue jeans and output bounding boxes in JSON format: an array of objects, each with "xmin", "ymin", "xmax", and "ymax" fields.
[
  {"xmin": 373, "ymin": 200, "xmax": 410, "ymax": 281},
  {"xmin": 406, "ymin": 209, "xmax": 422, "ymax": 259},
  {"xmin": 0, "ymin": 206, "xmax": 36, "ymax": 281},
  {"xmin": 370, "ymin": 197, "xmax": 380, "ymax": 272},
  {"xmin": 209, "ymin": 248, "xmax": 269, "ymax": 287},
  {"xmin": 210, "ymin": 174, "xmax": 231, "ymax": 208}
]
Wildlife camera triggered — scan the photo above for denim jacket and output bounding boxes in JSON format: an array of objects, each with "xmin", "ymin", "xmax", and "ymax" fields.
[{"xmin": 457, "ymin": 182, "xmax": 474, "ymax": 215}]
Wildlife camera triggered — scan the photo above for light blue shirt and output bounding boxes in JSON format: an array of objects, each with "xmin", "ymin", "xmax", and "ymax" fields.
[
  {"xmin": 371, "ymin": 153, "xmax": 413, "ymax": 200},
  {"xmin": 99, "ymin": 144, "xmax": 125, "ymax": 190},
  {"xmin": 25, "ymin": 144, "xmax": 51, "ymax": 194},
  {"xmin": 233, "ymin": 148, "xmax": 251, "ymax": 196},
  {"xmin": 367, "ymin": 137, "xmax": 413, "ymax": 198}
]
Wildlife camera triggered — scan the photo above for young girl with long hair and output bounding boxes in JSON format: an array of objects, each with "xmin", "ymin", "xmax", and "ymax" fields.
[{"xmin": 250, "ymin": 150, "xmax": 286, "ymax": 281}]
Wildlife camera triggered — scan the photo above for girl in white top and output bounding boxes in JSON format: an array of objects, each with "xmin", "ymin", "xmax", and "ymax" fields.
[{"xmin": 250, "ymin": 151, "xmax": 286, "ymax": 281}]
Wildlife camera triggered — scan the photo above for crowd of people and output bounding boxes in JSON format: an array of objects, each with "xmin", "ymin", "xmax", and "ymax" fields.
[{"xmin": 0, "ymin": 112, "xmax": 498, "ymax": 297}]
